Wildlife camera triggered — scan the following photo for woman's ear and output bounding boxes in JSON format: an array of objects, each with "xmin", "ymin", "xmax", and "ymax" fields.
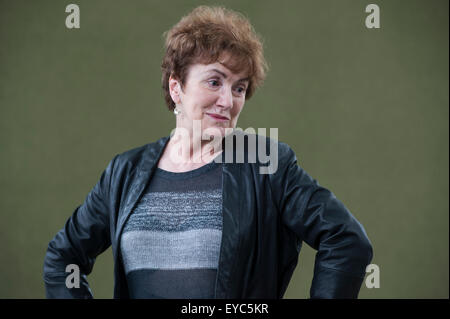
[{"xmin": 169, "ymin": 75, "xmax": 181, "ymax": 105}]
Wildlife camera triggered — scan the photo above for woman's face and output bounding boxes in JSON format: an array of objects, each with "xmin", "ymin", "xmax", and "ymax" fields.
[{"xmin": 169, "ymin": 60, "xmax": 249, "ymax": 139}]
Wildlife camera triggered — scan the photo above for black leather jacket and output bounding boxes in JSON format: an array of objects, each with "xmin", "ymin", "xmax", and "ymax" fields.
[{"xmin": 43, "ymin": 131, "xmax": 373, "ymax": 298}]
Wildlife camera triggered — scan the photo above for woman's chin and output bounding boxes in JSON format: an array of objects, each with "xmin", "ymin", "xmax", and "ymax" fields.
[{"xmin": 202, "ymin": 123, "xmax": 229, "ymax": 138}]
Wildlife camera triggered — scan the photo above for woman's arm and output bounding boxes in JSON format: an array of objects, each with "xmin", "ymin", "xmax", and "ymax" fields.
[
  {"xmin": 43, "ymin": 155, "xmax": 118, "ymax": 298},
  {"xmin": 274, "ymin": 143, "xmax": 373, "ymax": 298}
]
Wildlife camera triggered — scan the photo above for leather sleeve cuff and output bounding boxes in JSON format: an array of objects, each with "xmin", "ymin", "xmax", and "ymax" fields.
[{"xmin": 310, "ymin": 266, "xmax": 365, "ymax": 299}]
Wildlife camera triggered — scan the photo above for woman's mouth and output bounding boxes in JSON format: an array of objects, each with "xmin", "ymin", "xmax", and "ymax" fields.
[{"xmin": 206, "ymin": 113, "xmax": 230, "ymax": 122}]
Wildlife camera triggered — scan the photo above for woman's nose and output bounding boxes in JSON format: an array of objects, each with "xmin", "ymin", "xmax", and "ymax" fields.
[{"xmin": 216, "ymin": 87, "xmax": 233, "ymax": 109}]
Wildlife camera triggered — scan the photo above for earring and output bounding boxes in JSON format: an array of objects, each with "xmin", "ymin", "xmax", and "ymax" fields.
[{"xmin": 173, "ymin": 107, "xmax": 181, "ymax": 115}]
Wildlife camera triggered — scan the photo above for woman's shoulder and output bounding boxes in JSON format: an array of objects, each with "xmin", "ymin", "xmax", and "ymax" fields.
[
  {"xmin": 114, "ymin": 136, "xmax": 170, "ymax": 168},
  {"xmin": 229, "ymin": 129, "xmax": 296, "ymax": 160}
]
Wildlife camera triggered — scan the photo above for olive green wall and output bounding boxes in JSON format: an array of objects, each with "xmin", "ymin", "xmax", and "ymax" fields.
[{"xmin": 0, "ymin": 0, "xmax": 448, "ymax": 298}]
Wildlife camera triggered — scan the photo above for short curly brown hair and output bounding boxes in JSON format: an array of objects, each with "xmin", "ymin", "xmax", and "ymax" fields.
[{"xmin": 161, "ymin": 5, "xmax": 268, "ymax": 111}]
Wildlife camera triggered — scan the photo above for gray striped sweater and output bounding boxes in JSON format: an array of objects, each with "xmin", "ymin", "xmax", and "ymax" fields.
[{"xmin": 120, "ymin": 159, "xmax": 223, "ymax": 298}]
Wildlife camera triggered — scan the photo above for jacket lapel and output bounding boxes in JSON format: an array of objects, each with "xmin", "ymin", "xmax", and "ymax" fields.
[
  {"xmin": 115, "ymin": 136, "xmax": 170, "ymax": 247},
  {"xmin": 215, "ymin": 160, "xmax": 241, "ymax": 298},
  {"xmin": 214, "ymin": 131, "xmax": 244, "ymax": 298}
]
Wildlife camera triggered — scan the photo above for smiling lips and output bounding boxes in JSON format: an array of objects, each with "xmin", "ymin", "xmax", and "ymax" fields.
[{"xmin": 206, "ymin": 113, "xmax": 230, "ymax": 121}]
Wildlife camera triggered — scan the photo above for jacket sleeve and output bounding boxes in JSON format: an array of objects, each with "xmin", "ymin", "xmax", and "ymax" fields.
[
  {"xmin": 276, "ymin": 144, "xmax": 373, "ymax": 298},
  {"xmin": 43, "ymin": 155, "xmax": 118, "ymax": 298}
]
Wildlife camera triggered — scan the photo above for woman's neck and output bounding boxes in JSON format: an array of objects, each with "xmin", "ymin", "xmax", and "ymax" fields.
[{"xmin": 161, "ymin": 128, "xmax": 223, "ymax": 170}]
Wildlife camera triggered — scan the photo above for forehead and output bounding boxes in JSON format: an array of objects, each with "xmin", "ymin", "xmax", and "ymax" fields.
[{"xmin": 188, "ymin": 61, "xmax": 249, "ymax": 82}]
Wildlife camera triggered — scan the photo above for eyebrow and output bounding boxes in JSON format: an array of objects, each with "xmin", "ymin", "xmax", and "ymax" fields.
[{"xmin": 206, "ymin": 69, "xmax": 249, "ymax": 83}]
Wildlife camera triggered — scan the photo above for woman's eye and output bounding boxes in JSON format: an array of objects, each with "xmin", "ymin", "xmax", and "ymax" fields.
[
  {"xmin": 208, "ymin": 79, "xmax": 220, "ymax": 87},
  {"xmin": 235, "ymin": 86, "xmax": 246, "ymax": 94}
]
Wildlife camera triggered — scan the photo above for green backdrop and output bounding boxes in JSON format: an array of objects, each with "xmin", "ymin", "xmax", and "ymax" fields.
[{"xmin": 0, "ymin": 0, "xmax": 448, "ymax": 299}]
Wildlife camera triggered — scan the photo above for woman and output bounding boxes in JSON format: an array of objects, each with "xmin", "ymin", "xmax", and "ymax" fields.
[{"xmin": 43, "ymin": 5, "xmax": 373, "ymax": 299}]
